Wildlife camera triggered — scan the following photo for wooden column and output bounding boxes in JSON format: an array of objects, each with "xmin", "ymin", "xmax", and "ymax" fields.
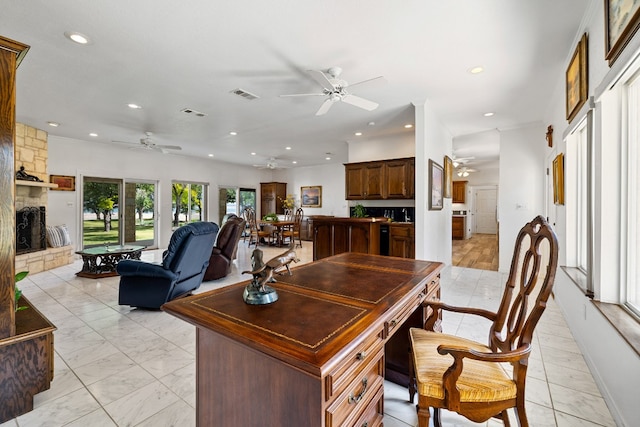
[{"xmin": 0, "ymin": 36, "xmax": 29, "ymax": 339}]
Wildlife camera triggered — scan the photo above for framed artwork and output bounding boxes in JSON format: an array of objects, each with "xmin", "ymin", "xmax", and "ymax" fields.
[
  {"xmin": 443, "ymin": 155, "xmax": 453, "ymax": 199},
  {"xmin": 50, "ymin": 174, "xmax": 75, "ymax": 191},
  {"xmin": 605, "ymin": 0, "xmax": 640, "ymax": 66},
  {"xmin": 566, "ymin": 33, "xmax": 588, "ymax": 123},
  {"xmin": 301, "ymin": 185, "xmax": 322, "ymax": 207},
  {"xmin": 553, "ymin": 153, "xmax": 564, "ymax": 205},
  {"xmin": 428, "ymin": 159, "xmax": 443, "ymax": 210}
]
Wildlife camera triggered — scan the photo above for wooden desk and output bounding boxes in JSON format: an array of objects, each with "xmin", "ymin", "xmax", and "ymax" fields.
[{"xmin": 162, "ymin": 253, "xmax": 442, "ymax": 426}]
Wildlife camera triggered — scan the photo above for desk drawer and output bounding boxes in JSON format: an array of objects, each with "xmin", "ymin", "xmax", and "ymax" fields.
[
  {"xmin": 325, "ymin": 327, "xmax": 383, "ymax": 401},
  {"xmin": 384, "ymin": 285, "xmax": 426, "ymax": 338},
  {"xmin": 325, "ymin": 352, "xmax": 384, "ymax": 427},
  {"xmin": 349, "ymin": 384, "xmax": 384, "ymax": 427}
]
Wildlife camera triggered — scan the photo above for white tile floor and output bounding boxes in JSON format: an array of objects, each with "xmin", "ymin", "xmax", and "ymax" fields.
[{"xmin": 4, "ymin": 241, "xmax": 616, "ymax": 427}]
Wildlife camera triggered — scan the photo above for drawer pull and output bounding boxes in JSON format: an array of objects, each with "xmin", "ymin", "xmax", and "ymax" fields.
[
  {"xmin": 356, "ymin": 351, "xmax": 367, "ymax": 361},
  {"xmin": 362, "ymin": 423, "xmax": 369, "ymax": 427},
  {"xmin": 389, "ymin": 319, "xmax": 398, "ymax": 327},
  {"xmin": 348, "ymin": 378, "xmax": 368, "ymax": 404}
]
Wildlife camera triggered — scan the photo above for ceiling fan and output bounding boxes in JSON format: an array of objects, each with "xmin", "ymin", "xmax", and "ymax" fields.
[
  {"xmin": 252, "ymin": 157, "xmax": 288, "ymax": 170},
  {"xmin": 113, "ymin": 131, "xmax": 182, "ymax": 153},
  {"xmin": 280, "ymin": 66, "xmax": 385, "ymax": 116},
  {"xmin": 451, "ymin": 154, "xmax": 475, "ymax": 168},
  {"xmin": 456, "ymin": 166, "xmax": 477, "ymax": 177}
]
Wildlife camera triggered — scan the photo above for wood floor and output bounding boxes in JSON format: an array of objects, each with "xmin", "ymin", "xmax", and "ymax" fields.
[{"xmin": 452, "ymin": 233, "xmax": 499, "ymax": 271}]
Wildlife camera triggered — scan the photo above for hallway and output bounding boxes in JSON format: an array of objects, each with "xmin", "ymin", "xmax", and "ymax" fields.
[{"xmin": 452, "ymin": 233, "xmax": 499, "ymax": 271}]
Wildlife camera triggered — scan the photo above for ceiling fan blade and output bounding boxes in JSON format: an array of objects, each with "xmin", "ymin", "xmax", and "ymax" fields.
[
  {"xmin": 347, "ymin": 76, "xmax": 386, "ymax": 90},
  {"xmin": 315, "ymin": 98, "xmax": 335, "ymax": 116},
  {"xmin": 342, "ymin": 94, "xmax": 379, "ymax": 111},
  {"xmin": 307, "ymin": 70, "xmax": 335, "ymax": 91},
  {"xmin": 279, "ymin": 93, "xmax": 326, "ymax": 97},
  {"xmin": 156, "ymin": 145, "xmax": 182, "ymax": 151}
]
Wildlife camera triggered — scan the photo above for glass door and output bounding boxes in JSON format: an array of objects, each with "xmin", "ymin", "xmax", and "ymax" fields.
[
  {"xmin": 123, "ymin": 180, "xmax": 157, "ymax": 247},
  {"xmin": 82, "ymin": 177, "xmax": 122, "ymax": 248}
]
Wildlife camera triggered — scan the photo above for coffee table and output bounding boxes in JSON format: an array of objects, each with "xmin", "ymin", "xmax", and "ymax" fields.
[{"xmin": 76, "ymin": 245, "xmax": 145, "ymax": 278}]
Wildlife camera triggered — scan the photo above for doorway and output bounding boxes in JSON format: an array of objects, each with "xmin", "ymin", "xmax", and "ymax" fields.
[
  {"xmin": 473, "ymin": 186, "xmax": 498, "ymax": 234},
  {"xmin": 82, "ymin": 177, "xmax": 122, "ymax": 248},
  {"xmin": 82, "ymin": 177, "xmax": 158, "ymax": 249}
]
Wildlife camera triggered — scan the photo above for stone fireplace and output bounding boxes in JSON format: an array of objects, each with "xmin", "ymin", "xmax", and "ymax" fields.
[
  {"xmin": 14, "ymin": 123, "xmax": 74, "ymax": 274},
  {"xmin": 16, "ymin": 206, "xmax": 46, "ymax": 255}
]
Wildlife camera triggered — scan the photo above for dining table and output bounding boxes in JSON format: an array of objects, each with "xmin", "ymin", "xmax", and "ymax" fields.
[{"xmin": 259, "ymin": 220, "xmax": 294, "ymax": 247}]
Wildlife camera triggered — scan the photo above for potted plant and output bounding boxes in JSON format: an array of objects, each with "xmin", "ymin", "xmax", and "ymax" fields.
[
  {"xmin": 15, "ymin": 271, "xmax": 28, "ymax": 312},
  {"xmin": 353, "ymin": 204, "xmax": 367, "ymax": 218},
  {"xmin": 262, "ymin": 213, "xmax": 279, "ymax": 222}
]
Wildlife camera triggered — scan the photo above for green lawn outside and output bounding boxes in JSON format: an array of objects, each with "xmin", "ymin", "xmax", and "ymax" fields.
[{"xmin": 83, "ymin": 220, "xmax": 154, "ymax": 247}]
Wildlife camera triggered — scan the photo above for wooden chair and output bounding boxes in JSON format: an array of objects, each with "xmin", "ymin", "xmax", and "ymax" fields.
[
  {"xmin": 281, "ymin": 207, "xmax": 303, "ymax": 248},
  {"xmin": 408, "ymin": 215, "xmax": 558, "ymax": 427},
  {"xmin": 246, "ymin": 208, "xmax": 271, "ymax": 247}
]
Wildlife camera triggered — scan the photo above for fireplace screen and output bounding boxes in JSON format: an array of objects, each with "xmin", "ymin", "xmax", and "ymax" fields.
[{"xmin": 16, "ymin": 206, "xmax": 46, "ymax": 254}]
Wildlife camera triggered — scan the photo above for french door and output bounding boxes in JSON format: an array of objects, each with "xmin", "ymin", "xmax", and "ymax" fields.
[{"xmin": 82, "ymin": 177, "xmax": 157, "ymax": 248}]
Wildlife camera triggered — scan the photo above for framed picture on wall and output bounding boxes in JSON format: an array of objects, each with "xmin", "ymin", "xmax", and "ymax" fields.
[
  {"xmin": 553, "ymin": 153, "xmax": 564, "ymax": 205},
  {"xmin": 605, "ymin": 0, "xmax": 640, "ymax": 65},
  {"xmin": 565, "ymin": 33, "xmax": 588, "ymax": 123},
  {"xmin": 301, "ymin": 185, "xmax": 322, "ymax": 207},
  {"xmin": 443, "ymin": 155, "xmax": 453, "ymax": 199},
  {"xmin": 429, "ymin": 159, "xmax": 444, "ymax": 210},
  {"xmin": 50, "ymin": 174, "xmax": 75, "ymax": 191}
]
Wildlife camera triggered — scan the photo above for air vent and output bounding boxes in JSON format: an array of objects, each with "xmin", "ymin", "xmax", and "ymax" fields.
[
  {"xmin": 180, "ymin": 108, "xmax": 207, "ymax": 117},
  {"xmin": 230, "ymin": 88, "xmax": 260, "ymax": 100}
]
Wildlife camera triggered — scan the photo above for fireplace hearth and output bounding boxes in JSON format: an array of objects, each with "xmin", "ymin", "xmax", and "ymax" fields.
[{"xmin": 16, "ymin": 206, "xmax": 46, "ymax": 255}]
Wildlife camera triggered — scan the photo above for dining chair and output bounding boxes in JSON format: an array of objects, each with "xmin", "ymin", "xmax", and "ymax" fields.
[
  {"xmin": 282, "ymin": 207, "xmax": 303, "ymax": 248},
  {"xmin": 246, "ymin": 208, "xmax": 271, "ymax": 247},
  {"xmin": 408, "ymin": 215, "xmax": 558, "ymax": 427}
]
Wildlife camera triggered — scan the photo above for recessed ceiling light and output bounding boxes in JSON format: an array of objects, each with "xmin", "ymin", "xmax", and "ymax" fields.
[
  {"xmin": 355, "ymin": 132, "xmax": 362, "ymax": 136},
  {"xmin": 89, "ymin": 133, "xmax": 98, "ymax": 137},
  {"xmin": 368, "ymin": 121, "xmax": 375, "ymax": 126},
  {"xmin": 483, "ymin": 112, "xmax": 495, "ymax": 117},
  {"xmin": 47, "ymin": 121, "xmax": 59, "ymax": 127},
  {"xmin": 285, "ymin": 146, "xmax": 292, "ymax": 150},
  {"xmin": 208, "ymin": 154, "xmax": 214, "ymax": 157},
  {"xmin": 64, "ymin": 31, "xmax": 90, "ymax": 45},
  {"xmin": 251, "ymin": 152, "xmax": 256, "ymax": 156},
  {"xmin": 229, "ymin": 131, "xmax": 237, "ymax": 136},
  {"xmin": 470, "ymin": 66, "xmax": 484, "ymax": 74},
  {"xmin": 325, "ymin": 156, "xmax": 331, "ymax": 160},
  {"xmin": 404, "ymin": 124, "xmax": 413, "ymax": 129},
  {"xmin": 127, "ymin": 103, "xmax": 142, "ymax": 109},
  {"xmin": 292, "ymin": 160, "xmax": 297, "ymax": 164}
]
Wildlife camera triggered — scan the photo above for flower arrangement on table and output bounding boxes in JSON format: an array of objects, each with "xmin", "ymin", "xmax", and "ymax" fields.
[
  {"xmin": 279, "ymin": 194, "xmax": 295, "ymax": 210},
  {"xmin": 262, "ymin": 213, "xmax": 279, "ymax": 221}
]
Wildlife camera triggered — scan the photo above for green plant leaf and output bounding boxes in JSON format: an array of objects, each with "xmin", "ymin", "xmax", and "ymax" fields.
[{"xmin": 15, "ymin": 271, "xmax": 29, "ymax": 282}]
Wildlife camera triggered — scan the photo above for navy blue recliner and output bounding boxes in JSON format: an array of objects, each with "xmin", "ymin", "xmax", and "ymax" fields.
[{"xmin": 117, "ymin": 221, "xmax": 219, "ymax": 309}]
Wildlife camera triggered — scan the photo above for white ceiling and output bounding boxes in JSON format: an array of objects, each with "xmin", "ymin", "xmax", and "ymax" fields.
[{"xmin": 2, "ymin": 1, "xmax": 589, "ymax": 171}]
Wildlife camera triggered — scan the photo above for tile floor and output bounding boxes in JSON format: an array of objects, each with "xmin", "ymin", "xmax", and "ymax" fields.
[{"xmin": 4, "ymin": 241, "xmax": 616, "ymax": 426}]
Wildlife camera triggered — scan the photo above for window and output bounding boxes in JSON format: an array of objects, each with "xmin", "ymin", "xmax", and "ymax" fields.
[
  {"xmin": 565, "ymin": 112, "xmax": 593, "ymax": 295},
  {"xmin": 625, "ymin": 70, "xmax": 640, "ymax": 316},
  {"xmin": 171, "ymin": 181, "xmax": 207, "ymax": 228}
]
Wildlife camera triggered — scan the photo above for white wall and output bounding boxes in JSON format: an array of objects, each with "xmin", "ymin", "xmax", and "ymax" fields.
[
  {"xmin": 414, "ymin": 100, "xmax": 452, "ymax": 264},
  {"xmin": 498, "ymin": 123, "xmax": 546, "ymax": 272},
  {"xmin": 539, "ymin": 1, "xmax": 640, "ymax": 425},
  {"xmin": 273, "ymin": 163, "xmax": 348, "ymax": 217},
  {"xmin": 47, "ymin": 135, "xmax": 270, "ymax": 249}
]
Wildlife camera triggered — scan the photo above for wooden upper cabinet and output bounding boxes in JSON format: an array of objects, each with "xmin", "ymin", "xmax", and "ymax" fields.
[
  {"xmin": 452, "ymin": 181, "xmax": 467, "ymax": 204},
  {"xmin": 345, "ymin": 157, "xmax": 415, "ymax": 200}
]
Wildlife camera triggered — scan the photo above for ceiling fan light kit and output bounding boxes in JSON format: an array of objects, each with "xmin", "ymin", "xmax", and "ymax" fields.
[{"xmin": 280, "ymin": 66, "xmax": 385, "ymax": 116}]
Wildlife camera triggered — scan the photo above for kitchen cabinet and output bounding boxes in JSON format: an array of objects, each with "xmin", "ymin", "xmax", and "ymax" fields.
[
  {"xmin": 345, "ymin": 157, "xmax": 415, "ymax": 200},
  {"xmin": 389, "ymin": 223, "xmax": 415, "ymax": 258},
  {"xmin": 260, "ymin": 182, "xmax": 286, "ymax": 215},
  {"xmin": 300, "ymin": 215, "xmax": 334, "ymax": 241},
  {"xmin": 312, "ymin": 217, "xmax": 384, "ymax": 260},
  {"xmin": 452, "ymin": 181, "xmax": 467, "ymax": 203},
  {"xmin": 452, "ymin": 216, "xmax": 465, "ymax": 239}
]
